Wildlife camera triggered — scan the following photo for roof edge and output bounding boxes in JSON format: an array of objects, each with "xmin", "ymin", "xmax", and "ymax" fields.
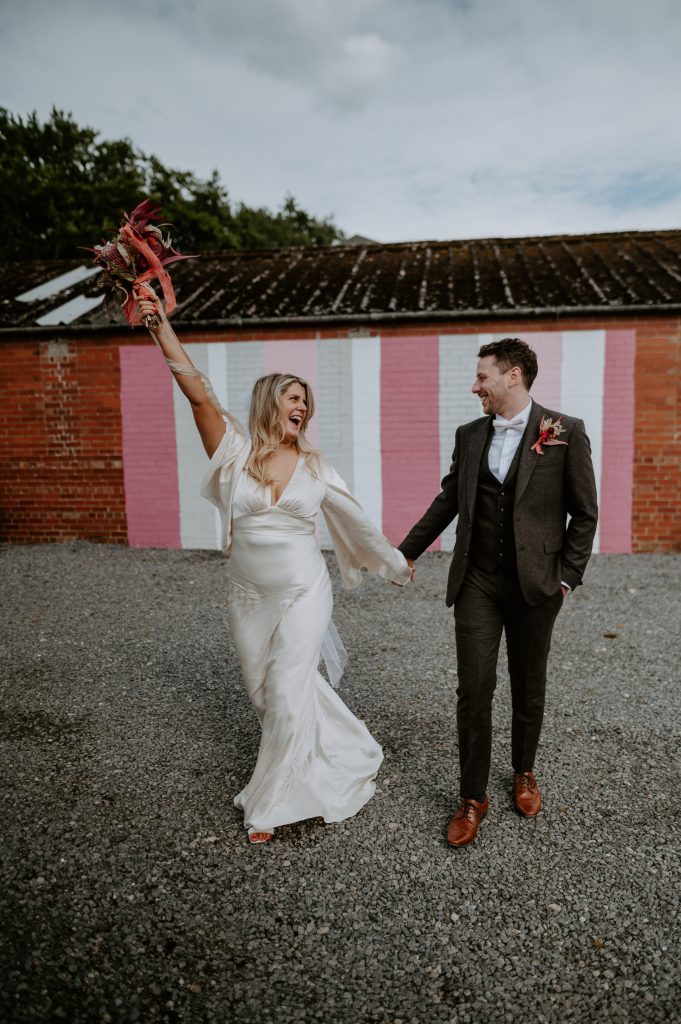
[
  {"xmin": 2, "ymin": 226, "xmax": 681, "ymax": 265},
  {"xmin": 2, "ymin": 302, "xmax": 681, "ymax": 338}
]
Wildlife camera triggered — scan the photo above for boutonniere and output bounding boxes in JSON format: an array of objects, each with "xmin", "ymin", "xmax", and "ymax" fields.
[{"xmin": 531, "ymin": 416, "xmax": 568, "ymax": 455}]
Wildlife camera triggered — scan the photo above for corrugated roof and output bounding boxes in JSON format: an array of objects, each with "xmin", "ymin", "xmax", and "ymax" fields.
[{"xmin": 2, "ymin": 229, "xmax": 681, "ymax": 332}]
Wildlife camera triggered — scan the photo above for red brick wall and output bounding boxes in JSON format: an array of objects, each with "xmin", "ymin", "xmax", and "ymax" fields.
[
  {"xmin": 630, "ymin": 317, "xmax": 681, "ymax": 552},
  {"xmin": 1, "ymin": 336, "xmax": 128, "ymax": 543},
  {"xmin": 1, "ymin": 314, "xmax": 679, "ymax": 550}
]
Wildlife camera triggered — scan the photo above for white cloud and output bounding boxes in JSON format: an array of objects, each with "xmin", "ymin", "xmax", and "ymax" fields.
[
  {"xmin": 193, "ymin": 0, "xmax": 406, "ymax": 110},
  {"xmin": 0, "ymin": 0, "xmax": 680, "ymax": 242}
]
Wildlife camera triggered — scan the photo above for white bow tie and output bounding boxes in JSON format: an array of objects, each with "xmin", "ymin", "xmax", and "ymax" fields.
[{"xmin": 493, "ymin": 417, "xmax": 526, "ymax": 433}]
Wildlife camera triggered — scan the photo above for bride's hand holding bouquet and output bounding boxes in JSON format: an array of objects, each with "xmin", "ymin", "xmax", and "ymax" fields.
[{"xmin": 134, "ymin": 283, "xmax": 166, "ymax": 331}]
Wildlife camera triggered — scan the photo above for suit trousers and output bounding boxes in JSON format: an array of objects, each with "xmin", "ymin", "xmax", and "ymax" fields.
[{"xmin": 453, "ymin": 563, "xmax": 563, "ymax": 801}]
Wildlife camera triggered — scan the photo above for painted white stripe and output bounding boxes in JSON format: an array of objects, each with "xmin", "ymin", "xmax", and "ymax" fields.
[
  {"xmin": 351, "ymin": 336, "xmax": 382, "ymax": 529},
  {"xmin": 560, "ymin": 331, "xmax": 605, "ymax": 553},
  {"xmin": 227, "ymin": 341, "xmax": 263, "ymax": 431},
  {"xmin": 173, "ymin": 343, "xmax": 220, "ymax": 549},
  {"xmin": 438, "ymin": 334, "xmax": 485, "ymax": 550},
  {"xmin": 317, "ymin": 337, "xmax": 348, "ymax": 549},
  {"xmin": 17, "ymin": 265, "xmax": 101, "ymax": 302},
  {"xmin": 207, "ymin": 343, "xmax": 230, "ymax": 547},
  {"xmin": 208, "ymin": 342, "xmax": 229, "ymax": 413},
  {"xmin": 36, "ymin": 294, "xmax": 103, "ymax": 326}
]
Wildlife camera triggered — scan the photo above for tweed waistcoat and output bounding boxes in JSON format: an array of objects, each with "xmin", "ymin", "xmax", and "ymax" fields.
[{"xmin": 468, "ymin": 428, "xmax": 523, "ymax": 575}]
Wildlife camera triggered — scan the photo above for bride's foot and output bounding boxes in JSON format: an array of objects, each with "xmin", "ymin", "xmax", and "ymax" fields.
[{"xmin": 248, "ymin": 828, "xmax": 274, "ymax": 844}]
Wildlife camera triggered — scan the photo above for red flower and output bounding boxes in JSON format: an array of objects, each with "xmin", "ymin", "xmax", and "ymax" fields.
[{"xmin": 531, "ymin": 416, "xmax": 568, "ymax": 455}]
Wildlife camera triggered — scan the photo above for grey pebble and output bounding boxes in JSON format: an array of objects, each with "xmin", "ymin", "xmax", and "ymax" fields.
[{"xmin": 1, "ymin": 543, "xmax": 679, "ymax": 1023}]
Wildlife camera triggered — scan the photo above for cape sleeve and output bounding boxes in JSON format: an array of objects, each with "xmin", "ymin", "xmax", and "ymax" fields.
[
  {"xmin": 200, "ymin": 423, "xmax": 248, "ymax": 512},
  {"xmin": 199, "ymin": 425, "xmax": 250, "ymax": 555},
  {"xmin": 320, "ymin": 461, "xmax": 412, "ymax": 589}
]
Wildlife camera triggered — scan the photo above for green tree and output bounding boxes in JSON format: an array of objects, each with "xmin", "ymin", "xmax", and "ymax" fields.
[
  {"xmin": 0, "ymin": 108, "xmax": 343, "ymax": 260},
  {"xmin": 229, "ymin": 194, "xmax": 340, "ymax": 250}
]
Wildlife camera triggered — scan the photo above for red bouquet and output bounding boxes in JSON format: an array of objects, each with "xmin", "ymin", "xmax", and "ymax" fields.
[{"xmin": 88, "ymin": 199, "xmax": 194, "ymax": 327}]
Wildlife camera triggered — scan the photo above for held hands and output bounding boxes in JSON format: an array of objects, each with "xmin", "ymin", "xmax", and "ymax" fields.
[{"xmin": 392, "ymin": 558, "xmax": 416, "ymax": 587}]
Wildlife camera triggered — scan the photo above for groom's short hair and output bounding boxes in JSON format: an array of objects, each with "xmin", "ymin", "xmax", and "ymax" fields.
[{"xmin": 478, "ymin": 338, "xmax": 538, "ymax": 390}]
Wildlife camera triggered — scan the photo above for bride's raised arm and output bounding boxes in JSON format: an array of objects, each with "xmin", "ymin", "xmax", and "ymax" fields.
[{"xmin": 135, "ymin": 285, "xmax": 228, "ymax": 458}]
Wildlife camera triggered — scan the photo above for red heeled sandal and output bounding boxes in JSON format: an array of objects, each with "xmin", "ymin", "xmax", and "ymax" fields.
[{"xmin": 248, "ymin": 829, "xmax": 274, "ymax": 844}]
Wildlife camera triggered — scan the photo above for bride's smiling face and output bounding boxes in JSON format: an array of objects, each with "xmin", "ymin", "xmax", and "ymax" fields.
[{"xmin": 279, "ymin": 382, "xmax": 308, "ymax": 441}]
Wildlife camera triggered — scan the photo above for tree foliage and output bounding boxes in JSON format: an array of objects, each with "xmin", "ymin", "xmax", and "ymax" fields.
[{"xmin": 0, "ymin": 108, "xmax": 343, "ymax": 260}]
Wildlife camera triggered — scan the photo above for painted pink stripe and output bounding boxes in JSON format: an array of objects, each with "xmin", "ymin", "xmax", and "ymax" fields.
[
  {"xmin": 381, "ymin": 335, "xmax": 441, "ymax": 548},
  {"xmin": 526, "ymin": 332, "xmax": 563, "ymax": 410},
  {"xmin": 599, "ymin": 330, "xmax": 635, "ymax": 553},
  {"xmin": 262, "ymin": 340, "xmax": 319, "ymax": 447},
  {"xmin": 119, "ymin": 346, "xmax": 181, "ymax": 547}
]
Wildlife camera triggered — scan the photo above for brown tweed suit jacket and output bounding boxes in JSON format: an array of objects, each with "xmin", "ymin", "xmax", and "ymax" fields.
[{"xmin": 399, "ymin": 401, "xmax": 599, "ymax": 607}]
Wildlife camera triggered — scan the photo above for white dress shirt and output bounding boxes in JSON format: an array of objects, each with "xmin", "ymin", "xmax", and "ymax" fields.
[{"xmin": 488, "ymin": 399, "xmax": 533, "ymax": 482}]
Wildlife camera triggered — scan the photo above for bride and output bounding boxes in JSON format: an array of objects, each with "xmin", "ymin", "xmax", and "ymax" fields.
[{"xmin": 136, "ymin": 288, "xmax": 412, "ymax": 843}]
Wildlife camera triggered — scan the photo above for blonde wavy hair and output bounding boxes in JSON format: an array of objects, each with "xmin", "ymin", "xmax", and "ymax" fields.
[{"xmin": 246, "ymin": 373, "xmax": 321, "ymax": 484}]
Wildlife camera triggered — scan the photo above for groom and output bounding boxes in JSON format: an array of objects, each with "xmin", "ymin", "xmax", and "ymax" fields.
[{"xmin": 399, "ymin": 338, "xmax": 598, "ymax": 846}]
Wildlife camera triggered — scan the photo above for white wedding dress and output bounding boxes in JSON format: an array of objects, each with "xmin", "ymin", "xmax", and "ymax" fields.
[{"xmin": 201, "ymin": 422, "xmax": 411, "ymax": 834}]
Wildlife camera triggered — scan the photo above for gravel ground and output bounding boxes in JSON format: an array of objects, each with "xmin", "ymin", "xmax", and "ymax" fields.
[{"xmin": 1, "ymin": 543, "xmax": 679, "ymax": 1024}]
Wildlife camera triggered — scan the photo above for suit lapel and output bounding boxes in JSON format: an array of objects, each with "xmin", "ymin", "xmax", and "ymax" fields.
[
  {"xmin": 465, "ymin": 417, "xmax": 493, "ymax": 518},
  {"xmin": 515, "ymin": 401, "xmax": 545, "ymax": 503}
]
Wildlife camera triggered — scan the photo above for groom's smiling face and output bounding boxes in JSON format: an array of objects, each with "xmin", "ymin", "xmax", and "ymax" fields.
[{"xmin": 472, "ymin": 355, "xmax": 514, "ymax": 416}]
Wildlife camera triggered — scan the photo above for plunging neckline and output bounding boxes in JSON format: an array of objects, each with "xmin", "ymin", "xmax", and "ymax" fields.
[{"xmin": 270, "ymin": 453, "xmax": 302, "ymax": 507}]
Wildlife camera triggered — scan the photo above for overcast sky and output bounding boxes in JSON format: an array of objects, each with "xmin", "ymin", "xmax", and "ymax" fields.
[{"xmin": 1, "ymin": 0, "xmax": 680, "ymax": 242}]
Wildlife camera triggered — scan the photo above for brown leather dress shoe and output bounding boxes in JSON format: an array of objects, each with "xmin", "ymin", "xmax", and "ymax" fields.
[
  {"xmin": 513, "ymin": 771, "xmax": 542, "ymax": 817},
  {"xmin": 446, "ymin": 796, "xmax": 489, "ymax": 847}
]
